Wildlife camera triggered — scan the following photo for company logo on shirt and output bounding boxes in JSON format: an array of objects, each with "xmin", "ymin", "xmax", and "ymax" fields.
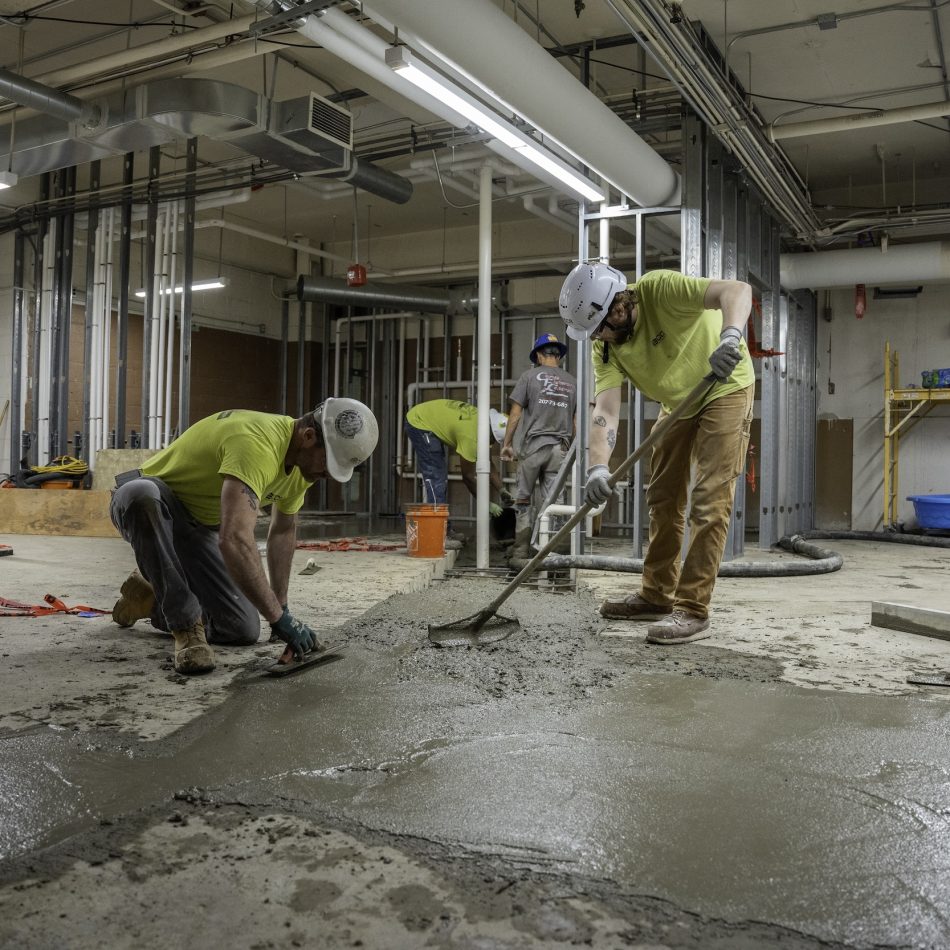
[
  {"xmin": 536, "ymin": 372, "xmax": 575, "ymax": 397},
  {"xmin": 652, "ymin": 331, "xmax": 666, "ymax": 346}
]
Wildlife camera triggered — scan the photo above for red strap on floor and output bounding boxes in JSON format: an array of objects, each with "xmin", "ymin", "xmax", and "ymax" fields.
[
  {"xmin": 296, "ymin": 536, "xmax": 405, "ymax": 552},
  {"xmin": 0, "ymin": 595, "xmax": 111, "ymax": 617}
]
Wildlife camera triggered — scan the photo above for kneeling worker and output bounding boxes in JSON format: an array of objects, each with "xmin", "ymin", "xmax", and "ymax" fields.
[{"xmin": 109, "ymin": 398, "xmax": 378, "ymax": 674}]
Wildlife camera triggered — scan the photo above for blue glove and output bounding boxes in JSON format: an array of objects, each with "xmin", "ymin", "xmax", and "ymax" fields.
[
  {"xmin": 270, "ymin": 607, "xmax": 316, "ymax": 659},
  {"xmin": 489, "ymin": 502, "xmax": 503, "ymax": 517},
  {"xmin": 585, "ymin": 464, "xmax": 614, "ymax": 506},
  {"xmin": 709, "ymin": 327, "xmax": 742, "ymax": 380}
]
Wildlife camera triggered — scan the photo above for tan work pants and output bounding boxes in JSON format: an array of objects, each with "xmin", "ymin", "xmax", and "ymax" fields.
[{"xmin": 640, "ymin": 385, "xmax": 754, "ymax": 618}]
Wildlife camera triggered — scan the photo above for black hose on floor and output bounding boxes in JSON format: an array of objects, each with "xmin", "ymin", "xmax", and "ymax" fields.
[
  {"xmin": 796, "ymin": 529, "xmax": 950, "ymax": 549},
  {"xmin": 539, "ymin": 534, "xmax": 843, "ymax": 577}
]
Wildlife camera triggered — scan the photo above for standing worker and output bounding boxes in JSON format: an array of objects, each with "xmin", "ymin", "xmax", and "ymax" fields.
[
  {"xmin": 404, "ymin": 398, "xmax": 512, "ymax": 543},
  {"xmin": 109, "ymin": 398, "xmax": 378, "ymax": 674},
  {"xmin": 559, "ymin": 264, "xmax": 754, "ymax": 645},
  {"xmin": 500, "ymin": 332, "xmax": 576, "ymax": 561}
]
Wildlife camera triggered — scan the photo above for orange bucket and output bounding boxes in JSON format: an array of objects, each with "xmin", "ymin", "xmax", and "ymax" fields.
[{"xmin": 404, "ymin": 503, "xmax": 449, "ymax": 558}]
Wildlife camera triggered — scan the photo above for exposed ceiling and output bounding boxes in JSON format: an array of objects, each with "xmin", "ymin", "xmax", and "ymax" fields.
[{"xmin": 1, "ymin": 0, "xmax": 949, "ymax": 284}]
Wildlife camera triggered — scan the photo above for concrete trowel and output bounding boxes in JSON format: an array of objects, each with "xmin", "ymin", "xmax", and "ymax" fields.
[{"xmin": 428, "ymin": 373, "xmax": 720, "ymax": 647}]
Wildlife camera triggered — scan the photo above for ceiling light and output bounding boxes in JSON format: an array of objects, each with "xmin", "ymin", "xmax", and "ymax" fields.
[
  {"xmin": 134, "ymin": 278, "xmax": 228, "ymax": 298},
  {"xmin": 0, "ymin": 170, "xmax": 18, "ymax": 190},
  {"xmin": 385, "ymin": 45, "xmax": 604, "ymax": 203}
]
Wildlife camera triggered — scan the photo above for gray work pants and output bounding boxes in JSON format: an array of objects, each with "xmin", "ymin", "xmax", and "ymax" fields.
[{"xmin": 109, "ymin": 476, "xmax": 260, "ymax": 645}]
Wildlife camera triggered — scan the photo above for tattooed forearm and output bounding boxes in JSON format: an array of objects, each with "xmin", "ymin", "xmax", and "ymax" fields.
[
  {"xmin": 607, "ymin": 429, "xmax": 617, "ymax": 449},
  {"xmin": 593, "ymin": 415, "xmax": 607, "ymax": 428},
  {"xmin": 241, "ymin": 485, "xmax": 259, "ymax": 511}
]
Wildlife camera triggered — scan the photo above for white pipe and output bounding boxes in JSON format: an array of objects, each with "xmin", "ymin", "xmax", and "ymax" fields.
[
  {"xmin": 476, "ymin": 163, "xmax": 492, "ymax": 569},
  {"xmin": 770, "ymin": 100, "xmax": 950, "ymax": 143},
  {"xmin": 780, "ymin": 242, "xmax": 950, "ymax": 290},
  {"xmin": 102, "ymin": 207, "xmax": 115, "ymax": 452},
  {"xmin": 363, "ymin": 0, "xmax": 680, "ymax": 206},
  {"xmin": 164, "ymin": 201, "xmax": 179, "ymax": 447},
  {"xmin": 36, "ymin": 13, "xmax": 265, "ymax": 89},
  {"xmin": 397, "ymin": 316, "xmax": 406, "ymax": 476},
  {"xmin": 537, "ymin": 501, "xmax": 605, "ymax": 550},
  {"xmin": 148, "ymin": 208, "xmax": 165, "ymax": 447},
  {"xmin": 155, "ymin": 206, "xmax": 171, "ymax": 445},
  {"xmin": 89, "ymin": 216, "xmax": 103, "ymax": 465},
  {"xmin": 37, "ymin": 226, "xmax": 55, "ymax": 466}
]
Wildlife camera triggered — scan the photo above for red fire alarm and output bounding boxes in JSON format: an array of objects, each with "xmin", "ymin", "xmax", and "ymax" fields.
[{"xmin": 347, "ymin": 263, "xmax": 367, "ymax": 287}]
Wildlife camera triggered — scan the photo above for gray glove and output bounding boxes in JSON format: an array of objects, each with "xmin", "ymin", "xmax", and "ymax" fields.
[
  {"xmin": 585, "ymin": 464, "xmax": 613, "ymax": 506},
  {"xmin": 709, "ymin": 326, "xmax": 742, "ymax": 381},
  {"xmin": 270, "ymin": 606, "xmax": 316, "ymax": 659}
]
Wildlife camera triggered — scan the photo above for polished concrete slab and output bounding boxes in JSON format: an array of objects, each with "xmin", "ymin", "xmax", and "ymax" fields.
[{"xmin": 1, "ymin": 533, "xmax": 949, "ymax": 948}]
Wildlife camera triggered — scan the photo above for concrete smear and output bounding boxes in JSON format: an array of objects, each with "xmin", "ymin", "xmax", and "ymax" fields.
[{"xmin": 2, "ymin": 577, "xmax": 950, "ymax": 947}]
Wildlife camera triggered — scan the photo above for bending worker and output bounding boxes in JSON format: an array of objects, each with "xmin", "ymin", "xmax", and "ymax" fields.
[
  {"xmin": 559, "ymin": 264, "xmax": 754, "ymax": 645},
  {"xmin": 109, "ymin": 398, "xmax": 378, "ymax": 675},
  {"xmin": 500, "ymin": 332, "xmax": 576, "ymax": 561},
  {"xmin": 404, "ymin": 398, "xmax": 512, "ymax": 541}
]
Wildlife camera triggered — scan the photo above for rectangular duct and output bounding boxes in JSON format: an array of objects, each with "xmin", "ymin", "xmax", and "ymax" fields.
[{"xmin": 274, "ymin": 92, "xmax": 352, "ymax": 166}]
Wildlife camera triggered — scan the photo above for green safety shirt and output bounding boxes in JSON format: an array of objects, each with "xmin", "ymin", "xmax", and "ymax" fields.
[
  {"xmin": 593, "ymin": 269, "xmax": 754, "ymax": 415},
  {"xmin": 141, "ymin": 410, "xmax": 311, "ymax": 526},
  {"xmin": 406, "ymin": 399, "xmax": 479, "ymax": 461}
]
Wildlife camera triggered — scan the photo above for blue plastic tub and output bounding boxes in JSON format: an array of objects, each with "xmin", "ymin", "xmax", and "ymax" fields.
[{"xmin": 907, "ymin": 494, "xmax": 950, "ymax": 528}]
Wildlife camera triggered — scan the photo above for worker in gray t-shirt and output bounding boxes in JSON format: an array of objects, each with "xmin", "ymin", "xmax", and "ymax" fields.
[{"xmin": 500, "ymin": 333, "xmax": 577, "ymax": 561}]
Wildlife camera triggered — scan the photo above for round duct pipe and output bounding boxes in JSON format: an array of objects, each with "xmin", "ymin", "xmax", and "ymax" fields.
[
  {"xmin": 780, "ymin": 242, "xmax": 950, "ymax": 290},
  {"xmin": 335, "ymin": 156, "xmax": 413, "ymax": 205},
  {"xmin": 296, "ymin": 276, "xmax": 509, "ymax": 314},
  {"xmin": 297, "ymin": 275, "xmax": 449, "ymax": 312}
]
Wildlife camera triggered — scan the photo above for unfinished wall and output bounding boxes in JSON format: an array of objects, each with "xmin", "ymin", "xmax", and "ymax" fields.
[{"xmin": 814, "ymin": 283, "xmax": 950, "ymax": 530}]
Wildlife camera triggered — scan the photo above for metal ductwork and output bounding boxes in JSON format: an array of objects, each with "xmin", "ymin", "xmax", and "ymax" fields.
[
  {"xmin": 296, "ymin": 275, "xmax": 510, "ymax": 315},
  {"xmin": 0, "ymin": 74, "xmax": 412, "ymax": 205}
]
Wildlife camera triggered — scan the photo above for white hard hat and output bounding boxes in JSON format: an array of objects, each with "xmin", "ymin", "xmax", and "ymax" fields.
[
  {"xmin": 558, "ymin": 262, "xmax": 628, "ymax": 341},
  {"xmin": 313, "ymin": 397, "xmax": 379, "ymax": 482},
  {"xmin": 489, "ymin": 408, "xmax": 508, "ymax": 444}
]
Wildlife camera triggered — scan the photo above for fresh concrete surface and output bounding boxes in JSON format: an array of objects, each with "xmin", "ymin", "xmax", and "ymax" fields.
[{"xmin": 1, "ymin": 533, "xmax": 949, "ymax": 949}]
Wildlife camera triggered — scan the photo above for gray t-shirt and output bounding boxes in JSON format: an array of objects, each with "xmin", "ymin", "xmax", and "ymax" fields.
[{"xmin": 509, "ymin": 365, "xmax": 577, "ymax": 457}]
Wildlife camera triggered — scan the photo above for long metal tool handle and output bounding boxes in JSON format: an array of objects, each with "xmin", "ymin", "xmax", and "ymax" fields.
[{"xmin": 483, "ymin": 373, "xmax": 719, "ymax": 614}]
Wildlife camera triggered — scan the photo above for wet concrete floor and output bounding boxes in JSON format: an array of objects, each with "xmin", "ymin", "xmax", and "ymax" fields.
[{"xmin": 2, "ymin": 535, "xmax": 950, "ymax": 947}]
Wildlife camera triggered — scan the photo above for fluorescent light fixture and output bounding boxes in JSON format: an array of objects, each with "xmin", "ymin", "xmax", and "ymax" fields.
[
  {"xmin": 134, "ymin": 278, "xmax": 227, "ymax": 298},
  {"xmin": 0, "ymin": 170, "xmax": 18, "ymax": 190},
  {"xmin": 385, "ymin": 45, "xmax": 604, "ymax": 203}
]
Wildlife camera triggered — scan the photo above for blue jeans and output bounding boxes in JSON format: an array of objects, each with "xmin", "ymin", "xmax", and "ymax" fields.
[{"xmin": 404, "ymin": 419, "xmax": 449, "ymax": 504}]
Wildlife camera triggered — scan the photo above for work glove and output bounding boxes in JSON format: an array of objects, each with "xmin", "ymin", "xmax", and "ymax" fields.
[
  {"xmin": 708, "ymin": 326, "xmax": 743, "ymax": 381},
  {"xmin": 269, "ymin": 606, "xmax": 317, "ymax": 660},
  {"xmin": 489, "ymin": 502, "xmax": 503, "ymax": 518},
  {"xmin": 500, "ymin": 489, "xmax": 515, "ymax": 508},
  {"xmin": 585, "ymin": 464, "xmax": 614, "ymax": 506}
]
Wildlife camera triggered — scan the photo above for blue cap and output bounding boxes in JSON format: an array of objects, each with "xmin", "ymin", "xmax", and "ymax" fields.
[{"xmin": 529, "ymin": 332, "xmax": 568, "ymax": 365}]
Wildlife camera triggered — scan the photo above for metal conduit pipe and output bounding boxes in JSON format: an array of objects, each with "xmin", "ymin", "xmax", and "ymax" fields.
[
  {"xmin": 541, "ymin": 535, "xmax": 843, "ymax": 577},
  {"xmin": 297, "ymin": 275, "xmax": 450, "ymax": 313},
  {"xmin": 0, "ymin": 66, "xmax": 102, "ymax": 129}
]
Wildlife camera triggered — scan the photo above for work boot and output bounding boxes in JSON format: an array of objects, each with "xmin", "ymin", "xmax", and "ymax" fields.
[
  {"xmin": 509, "ymin": 525, "xmax": 533, "ymax": 561},
  {"xmin": 171, "ymin": 620, "xmax": 216, "ymax": 675},
  {"xmin": 645, "ymin": 609, "xmax": 711, "ymax": 645},
  {"xmin": 599, "ymin": 591, "xmax": 672, "ymax": 621},
  {"xmin": 112, "ymin": 571, "xmax": 156, "ymax": 628}
]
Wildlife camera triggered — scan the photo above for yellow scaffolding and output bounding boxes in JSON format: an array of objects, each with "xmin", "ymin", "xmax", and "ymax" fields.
[{"xmin": 883, "ymin": 342, "xmax": 950, "ymax": 526}]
